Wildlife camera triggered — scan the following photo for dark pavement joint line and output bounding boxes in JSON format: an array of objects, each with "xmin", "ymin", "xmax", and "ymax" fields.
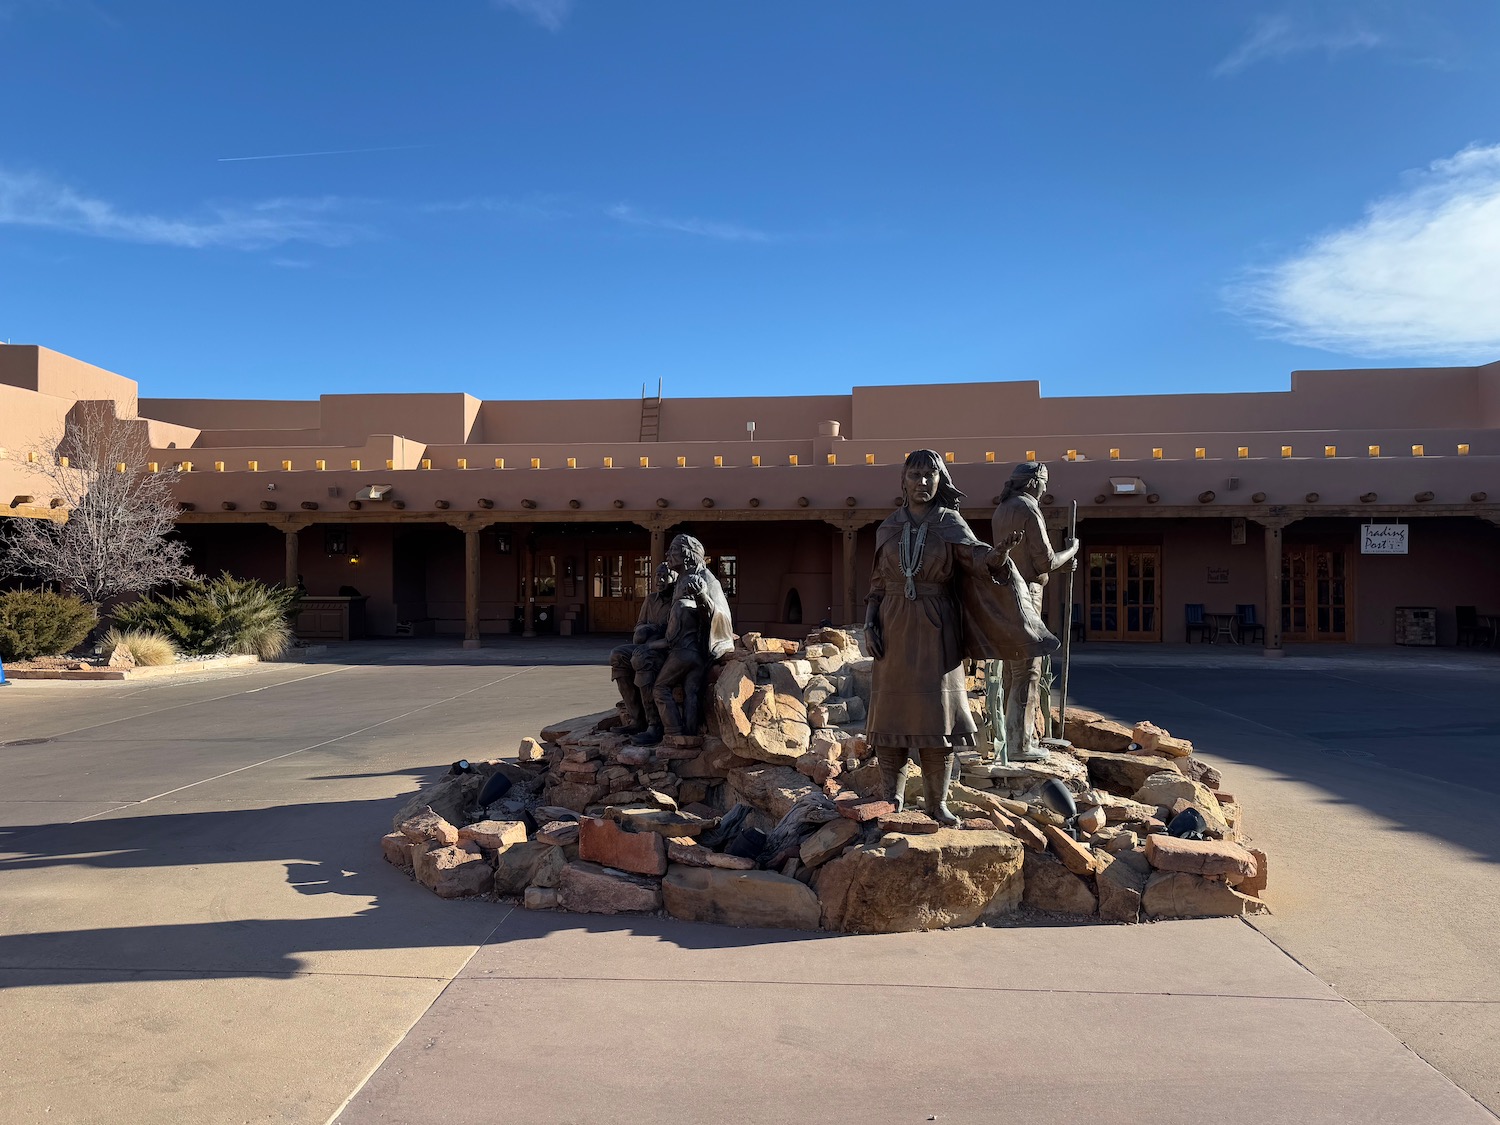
[
  {"xmin": 320, "ymin": 904, "xmax": 518, "ymax": 1125},
  {"xmin": 64, "ymin": 665, "xmax": 542, "ymax": 827},
  {"xmin": 458, "ymin": 973, "xmax": 1346, "ymax": 1003}
]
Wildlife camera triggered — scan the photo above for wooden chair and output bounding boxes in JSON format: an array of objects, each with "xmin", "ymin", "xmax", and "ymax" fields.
[
  {"xmin": 1184, "ymin": 603, "xmax": 1210, "ymax": 643},
  {"xmin": 1236, "ymin": 604, "xmax": 1266, "ymax": 645},
  {"xmin": 1456, "ymin": 606, "xmax": 1493, "ymax": 647}
]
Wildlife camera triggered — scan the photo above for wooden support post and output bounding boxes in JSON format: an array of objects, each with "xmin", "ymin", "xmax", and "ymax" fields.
[
  {"xmin": 1261, "ymin": 519, "xmax": 1286, "ymax": 658},
  {"xmin": 649, "ymin": 524, "xmax": 666, "ymax": 575},
  {"xmin": 522, "ymin": 535, "xmax": 537, "ymax": 638},
  {"xmin": 283, "ymin": 526, "xmax": 299, "ymax": 591},
  {"xmin": 463, "ymin": 526, "xmax": 481, "ymax": 650},
  {"xmin": 842, "ymin": 526, "xmax": 858, "ymax": 626}
]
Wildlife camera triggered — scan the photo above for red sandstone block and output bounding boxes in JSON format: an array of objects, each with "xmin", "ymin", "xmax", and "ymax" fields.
[
  {"xmin": 578, "ymin": 815, "xmax": 667, "ymax": 876},
  {"xmin": 836, "ymin": 795, "xmax": 896, "ymax": 823}
]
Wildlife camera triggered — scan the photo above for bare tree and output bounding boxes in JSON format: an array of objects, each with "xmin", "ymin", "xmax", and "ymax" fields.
[{"xmin": 1, "ymin": 404, "xmax": 196, "ymax": 604}]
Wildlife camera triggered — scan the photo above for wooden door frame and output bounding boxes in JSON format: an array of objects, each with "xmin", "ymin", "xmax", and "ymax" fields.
[
  {"xmin": 588, "ymin": 549, "xmax": 651, "ymax": 633},
  {"xmin": 1085, "ymin": 544, "xmax": 1164, "ymax": 642},
  {"xmin": 1281, "ymin": 544, "xmax": 1356, "ymax": 643}
]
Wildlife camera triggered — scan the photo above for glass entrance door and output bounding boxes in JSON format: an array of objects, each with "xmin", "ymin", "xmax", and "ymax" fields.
[
  {"xmin": 590, "ymin": 553, "xmax": 651, "ymax": 632},
  {"xmin": 1086, "ymin": 546, "xmax": 1161, "ymax": 641},
  {"xmin": 1282, "ymin": 547, "xmax": 1350, "ymax": 641}
]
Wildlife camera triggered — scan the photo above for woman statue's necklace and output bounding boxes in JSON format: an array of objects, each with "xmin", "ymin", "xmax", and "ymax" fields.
[{"xmin": 899, "ymin": 511, "xmax": 929, "ymax": 600}]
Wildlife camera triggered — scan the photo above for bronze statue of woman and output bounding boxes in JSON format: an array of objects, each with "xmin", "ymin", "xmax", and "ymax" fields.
[{"xmin": 864, "ymin": 449, "xmax": 1060, "ymax": 824}]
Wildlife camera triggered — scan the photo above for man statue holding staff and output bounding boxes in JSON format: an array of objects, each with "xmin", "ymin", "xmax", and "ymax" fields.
[{"xmin": 990, "ymin": 461, "xmax": 1078, "ymax": 761}]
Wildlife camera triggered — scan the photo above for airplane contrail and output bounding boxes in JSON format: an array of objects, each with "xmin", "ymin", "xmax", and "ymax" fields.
[{"xmin": 218, "ymin": 144, "xmax": 429, "ymax": 163}]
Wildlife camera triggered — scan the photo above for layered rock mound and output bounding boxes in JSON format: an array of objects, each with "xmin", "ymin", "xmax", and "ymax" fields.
[{"xmin": 380, "ymin": 628, "xmax": 1269, "ymax": 931}]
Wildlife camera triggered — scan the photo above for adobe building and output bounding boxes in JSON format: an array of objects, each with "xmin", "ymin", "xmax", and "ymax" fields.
[{"xmin": 3, "ymin": 341, "xmax": 1498, "ymax": 652}]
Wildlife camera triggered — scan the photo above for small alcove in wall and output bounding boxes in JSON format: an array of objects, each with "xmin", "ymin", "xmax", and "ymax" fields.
[{"xmin": 783, "ymin": 587, "xmax": 802, "ymax": 625}]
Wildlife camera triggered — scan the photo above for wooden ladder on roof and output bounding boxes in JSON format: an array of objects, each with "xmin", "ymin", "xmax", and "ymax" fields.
[{"xmin": 639, "ymin": 377, "xmax": 662, "ymax": 442}]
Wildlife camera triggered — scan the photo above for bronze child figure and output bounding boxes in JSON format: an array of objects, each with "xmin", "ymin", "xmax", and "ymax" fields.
[{"xmin": 864, "ymin": 450, "xmax": 1060, "ymax": 824}]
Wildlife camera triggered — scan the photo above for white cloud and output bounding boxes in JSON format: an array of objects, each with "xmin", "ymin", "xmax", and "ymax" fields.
[
  {"xmin": 606, "ymin": 203, "xmax": 771, "ymax": 243},
  {"xmin": 1214, "ymin": 14, "xmax": 1382, "ymax": 77},
  {"xmin": 1227, "ymin": 144, "xmax": 1500, "ymax": 361},
  {"xmin": 0, "ymin": 168, "xmax": 364, "ymax": 250},
  {"xmin": 491, "ymin": 0, "xmax": 571, "ymax": 32},
  {"xmin": 420, "ymin": 195, "xmax": 569, "ymax": 220}
]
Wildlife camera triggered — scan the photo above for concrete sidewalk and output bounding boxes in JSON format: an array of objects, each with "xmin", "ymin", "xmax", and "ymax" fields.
[
  {"xmin": 335, "ymin": 912, "xmax": 1488, "ymax": 1125},
  {"xmin": 1, "ymin": 644, "xmax": 1496, "ymax": 1123}
]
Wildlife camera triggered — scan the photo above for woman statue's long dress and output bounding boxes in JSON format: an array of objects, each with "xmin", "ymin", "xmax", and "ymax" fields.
[{"xmin": 864, "ymin": 450, "xmax": 1060, "ymax": 825}]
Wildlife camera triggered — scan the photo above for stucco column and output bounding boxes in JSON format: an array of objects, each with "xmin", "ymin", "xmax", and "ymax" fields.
[
  {"xmin": 522, "ymin": 534, "xmax": 537, "ymax": 638},
  {"xmin": 283, "ymin": 526, "xmax": 299, "ymax": 590},
  {"xmin": 1259, "ymin": 518, "xmax": 1289, "ymax": 659},
  {"xmin": 841, "ymin": 526, "xmax": 858, "ymax": 625},
  {"xmin": 463, "ymin": 526, "xmax": 481, "ymax": 650}
]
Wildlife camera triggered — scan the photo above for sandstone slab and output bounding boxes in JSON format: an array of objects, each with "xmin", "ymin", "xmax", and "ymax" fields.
[
  {"xmin": 878, "ymin": 810, "xmax": 940, "ymax": 835},
  {"xmin": 1131, "ymin": 720, "xmax": 1193, "ymax": 758},
  {"xmin": 1078, "ymin": 750, "xmax": 1182, "ymax": 797},
  {"xmin": 798, "ymin": 817, "xmax": 863, "ymax": 867},
  {"xmin": 556, "ymin": 861, "xmax": 662, "ymax": 914},
  {"xmin": 380, "ymin": 832, "xmax": 414, "ymax": 868},
  {"xmin": 413, "ymin": 844, "xmax": 493, "ymax": 899},
  {"xmin": 1063, "ymin": 712, "xmax": 1135, "ymax": 752},
  {"xmin": 1144, "ymin": 834, "xmax": 1258, "ymax": 879},
  {"xmin": 523, "ymin": 886, "xmax": 558, "ymax": 910},
  {"xmin": 727, "ymin": 763, "xmax": 817, "ymax": 821},
  {"xmin": 458, "ymin": 819, "xmax": 527, "ymax": 850},
  {"xmin": 1240, "ymin": 847, "xmax": 1270, "ymax": 898},
  {"xmin": 816, "ymin": 829, "xmax": 1024, "ymax": 934},
  {"xmin": 662, "ymin": 865, "xmax": 822, "ymax": 930},
  {"xmin": 665, "ymin": 838, "xmax": 756, "ymax": 870},
  {"xmin": 545, "ymin": 778, "xmax": 607, "ymax": 813},
  {"xmin": 835, "ymin": 794, "xmax": 896, "ymax": 822},
  {"xmin": 1095, "ymin": 853, "xmax": 1146, "ymax": 923},
  {"xmin": 398, "ymin": 806, "xmax": 459, "ymax": 847},
  {"xmin": 1142, "ymin": 870, "xmax": 1269, "ymax": 918},
  {"xmin": 1134, "ymin": 772, "xmax": 1231, "ymax": 837},
  {"xmin": 1042, "ymin": 824, "xmax": 1100, "ymax": 876},
  {"xmin": 1021, "ymin": 849, "xmax": 1097, "ymax": 916},
  {"xmin": 492, "ymin": 841, "xmax": 566, "ymax": 896},
  {"xmin": 535, "ymin": 820, "xmax": 581, "ymax": 846}
]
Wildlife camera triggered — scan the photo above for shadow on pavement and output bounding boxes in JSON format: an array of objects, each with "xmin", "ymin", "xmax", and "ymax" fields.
[
  {"xmin": 0, "ymin": 770, "xmax": 840, "ymax": 989},
  {"xmin": 1068, "ymin": 658, "xmax": 1500, "ymax": 864}
]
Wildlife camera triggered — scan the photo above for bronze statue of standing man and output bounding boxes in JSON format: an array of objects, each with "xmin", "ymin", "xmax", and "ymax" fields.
[{"xmin": 990, "ymin": 461, "xmax": 1078, "ymax": 761}]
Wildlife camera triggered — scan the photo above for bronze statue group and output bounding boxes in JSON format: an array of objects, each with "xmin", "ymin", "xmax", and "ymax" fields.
[{"xmin": 611, "ymin": 455, "xmax": 1078, "ymax": 826}]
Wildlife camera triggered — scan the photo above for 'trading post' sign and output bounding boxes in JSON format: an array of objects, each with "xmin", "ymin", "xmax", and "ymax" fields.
[{"xmin": 1361, "ymin": 523, "xmax": 1409, "ymax": 555}]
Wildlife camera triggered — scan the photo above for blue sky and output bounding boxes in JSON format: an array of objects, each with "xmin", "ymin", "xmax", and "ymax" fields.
[{"xmin": 2, "ymin": 0, "xmax": 1498, "ymax": 403}]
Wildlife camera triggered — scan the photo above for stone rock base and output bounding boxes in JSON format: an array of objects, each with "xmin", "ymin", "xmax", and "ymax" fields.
[{"xmin": 379, "ymin": 630, "xmax": 1269, "ymax": 933}]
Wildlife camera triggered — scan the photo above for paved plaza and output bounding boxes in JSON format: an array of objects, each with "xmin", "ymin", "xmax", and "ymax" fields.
[{"xmin": 1, "ymin": 640, "xmax": 1496, "ymax": 1124}]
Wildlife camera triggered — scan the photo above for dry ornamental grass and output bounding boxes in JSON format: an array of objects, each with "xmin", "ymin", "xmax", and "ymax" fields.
[{"xmin": 101, "ymin": 627, "xmax": 178, "ymax": 666}]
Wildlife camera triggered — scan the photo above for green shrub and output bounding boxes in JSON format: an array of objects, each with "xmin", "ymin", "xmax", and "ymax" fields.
[
  {"xmin": 114, "ymin": 574, "xmax": 299, "ymax": 660},
  {"xmin": 100, "ymin": 627, "xmax": 177, "ymax": 666},
  {"xmin": 0, "ymin": 589, "xmax": 99, "ymax": 661}
]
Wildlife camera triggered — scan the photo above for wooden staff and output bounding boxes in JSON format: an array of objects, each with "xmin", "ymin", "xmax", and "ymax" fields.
[{"xmin": 1055, "ymin": 500, "xmax": 1078, "ymax": 739}]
